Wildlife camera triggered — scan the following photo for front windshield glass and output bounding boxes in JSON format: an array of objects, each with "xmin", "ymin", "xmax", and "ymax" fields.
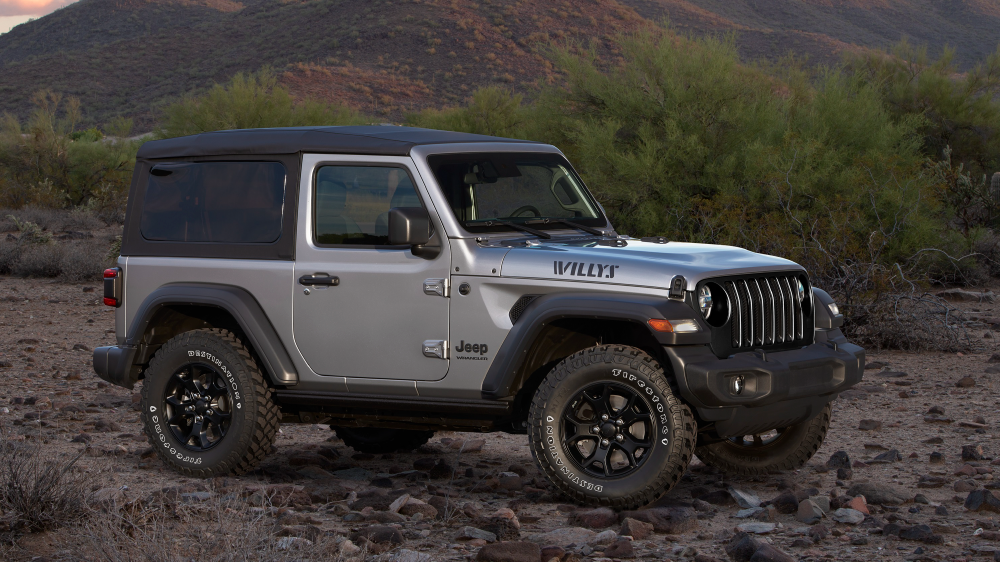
[{"xmin": 427, "ymin": 152, "xmax": 607, "ymax": 234}]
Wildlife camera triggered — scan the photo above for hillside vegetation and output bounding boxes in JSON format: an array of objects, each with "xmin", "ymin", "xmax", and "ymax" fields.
[{"xmin": 2, "ymin": 0, "xmax": 1000, "ymax": 130}]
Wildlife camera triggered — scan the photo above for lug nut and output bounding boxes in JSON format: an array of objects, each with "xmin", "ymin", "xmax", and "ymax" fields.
[
  {"xmin": 601, "ymin": 414, "xmax": 609, "ymax": 421},
  {"xmin": 206, "ymin": 409, "xmax": 213, "ymax": 415},
  {"xmin": 616, "ymin": 434, "xmax": 624, "ymax": 442},
  {"xmin": 591, "ymin": 425, "xmax": 600, "ymax": 434},
  {"xmin": 601, "ymin": 439, "xmax": 609, "ymax": 447},
  {"xmin": 615, "ymin": 418, "xmax": 624, "ymax": 426}
]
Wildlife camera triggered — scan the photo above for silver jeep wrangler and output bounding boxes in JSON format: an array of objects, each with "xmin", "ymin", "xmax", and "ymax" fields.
[{"xmin": 94, "ymin": 126, "xmax": 864, "ymax": 508}]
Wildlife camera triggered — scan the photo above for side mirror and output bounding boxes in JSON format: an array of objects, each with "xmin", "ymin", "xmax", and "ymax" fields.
[{"xmin": 388, "ymin": 207, "xmax": 430, "ymax": 246}]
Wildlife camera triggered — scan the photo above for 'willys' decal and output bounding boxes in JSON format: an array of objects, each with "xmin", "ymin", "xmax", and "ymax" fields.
[{"xmin": 554, "ymin": 261, "xmax": 620, "ymax": 278}]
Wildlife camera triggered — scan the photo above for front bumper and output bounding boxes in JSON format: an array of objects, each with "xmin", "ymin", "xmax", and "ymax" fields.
[
  {"xmin": 93, "ymin": 345, "xmax": 139, "ymax": 389},
  {"xmin": 665, "ymin": 329, "xmax": 864, "ymax": 438}
]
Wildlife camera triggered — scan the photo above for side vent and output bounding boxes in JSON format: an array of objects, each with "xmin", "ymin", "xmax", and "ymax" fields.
[{"xmin": 509, "ymin": 295, "xmax": 540, "ymax": 324}]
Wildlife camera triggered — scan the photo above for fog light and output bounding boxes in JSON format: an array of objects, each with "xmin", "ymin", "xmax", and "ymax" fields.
[{"xmin": 729, "ymin": 375, "xmax": 745, "ymax": 396}]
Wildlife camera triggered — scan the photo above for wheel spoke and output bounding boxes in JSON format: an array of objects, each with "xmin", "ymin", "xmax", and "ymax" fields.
[
  {"xmin": 588, "ymin": 446, "xmax": 613, "ymax": 477},
  {"xmin": 753, "ymin": 434, "xmax": 764, "ymax": 446},
  {"xmin": 205, "ymin": 377, "xmax": 228, "ymax": 398},
  {"xmin": 165, "ymin": 396, "xmax": 185, "ymax": 409}
]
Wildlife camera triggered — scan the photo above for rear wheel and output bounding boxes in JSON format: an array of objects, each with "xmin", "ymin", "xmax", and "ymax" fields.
[
  {"xmin": 528, "ymin": 345, "xmax": 696, "ymax": 509},
  {"xmin": 695, "ymin": 403, "xmax": 831, "ymax": 476},
  {"xmin": 140, "ymin": 329, "xmax": 280, "ymax": 477},
  {"xmin": 332, "ymin": 427, "xmax": 434, "ymax": 454}
]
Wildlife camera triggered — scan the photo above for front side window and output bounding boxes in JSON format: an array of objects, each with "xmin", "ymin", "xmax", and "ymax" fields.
[
  {"xmin": 140, "ymin": 161, "xmax": 286, "ymax": 243},
  {"xmin": 314, "ymin": 165, "xmax": 422, "ymax": 246},
  {"xmin": 427, "ymin": 152, "xmax": 605, "ymax": 234}
]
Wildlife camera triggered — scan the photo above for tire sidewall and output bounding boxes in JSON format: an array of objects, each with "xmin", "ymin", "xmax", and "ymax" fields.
[
  {"xmin": 141, "ymin": 333, "xmax": 256, "ymax": 472},
  {"xmin": 534, "ymin": 356, "xmax": 677, "ymax": 502}
]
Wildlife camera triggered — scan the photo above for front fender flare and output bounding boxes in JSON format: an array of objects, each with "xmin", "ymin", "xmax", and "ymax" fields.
[
  {"xmin": 481, "ymin": 292, "xmax": 709, "ymax": 400},
  {"xmin": 126, "ymin": 283, "xmax": 298, "ymax": 386}
]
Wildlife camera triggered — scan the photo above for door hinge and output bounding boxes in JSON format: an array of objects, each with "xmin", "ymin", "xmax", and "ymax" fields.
[
  {"xmin": 422, "ymin": 340, "xmax": 448, "ymax": 359},
  {"xmin": 423, "ymin": 278, "xmax": 449, "ymax": 297}
]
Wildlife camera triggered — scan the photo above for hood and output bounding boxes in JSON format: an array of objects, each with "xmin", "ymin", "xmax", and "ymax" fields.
[{"xmin": 499, "ymin": 238, "xmax": 803, "ymax": 291}]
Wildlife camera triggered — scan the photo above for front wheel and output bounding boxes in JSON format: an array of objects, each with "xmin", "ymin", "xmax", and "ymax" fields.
[
  {"xmin": 140, "ymin": 329, "xmax": 280, "ymax": 477},
  {"xmin": 528, "ymin": 345, "xmax": 696, "ymax": 509},
  {"xmin": 695, "ymin": 403, "xmax": 831, "ymax": 476}
]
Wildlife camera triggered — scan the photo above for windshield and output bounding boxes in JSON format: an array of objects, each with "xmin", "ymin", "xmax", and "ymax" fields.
[{"xmin": 427, "ymin": 152, "xmax": 607, "ymax": 234}]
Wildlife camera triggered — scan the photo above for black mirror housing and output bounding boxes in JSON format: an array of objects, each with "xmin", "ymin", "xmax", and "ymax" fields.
[{"xmin": 388, "ymin": 207, "xmax": 430, "ymax": 246}]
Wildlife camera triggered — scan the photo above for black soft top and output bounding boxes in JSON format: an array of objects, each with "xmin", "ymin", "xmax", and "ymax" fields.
[{"xmin": 136, "ymin": 126, "xmax": 538, "ymax": 159}]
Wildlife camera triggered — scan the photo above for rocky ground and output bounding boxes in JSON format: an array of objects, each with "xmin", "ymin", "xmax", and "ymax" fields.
[{"xmin": 2, "ymin": 276, "xmax": 1000, "ymax": 562}]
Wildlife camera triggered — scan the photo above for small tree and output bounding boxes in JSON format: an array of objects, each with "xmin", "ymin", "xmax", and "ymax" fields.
[{"xmin": 156, "ymin": 68, "xmax": 367, "ymax": 138}]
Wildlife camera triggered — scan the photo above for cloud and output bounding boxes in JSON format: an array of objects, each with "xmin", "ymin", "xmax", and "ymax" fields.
[{"xmin": 0, "ymin": 0, "xmax": 78, "ymax": 17}]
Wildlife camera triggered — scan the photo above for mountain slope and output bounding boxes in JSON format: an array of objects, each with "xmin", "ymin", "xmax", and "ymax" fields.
[{"xmin": 0, "ymin": 0, "xmax": 997, "ymax": 131}]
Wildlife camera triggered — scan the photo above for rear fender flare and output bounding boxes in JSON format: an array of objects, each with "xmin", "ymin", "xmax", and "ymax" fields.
[{"xmin": 126, "ymin": 283, "xmax": 298, "ymax": 386}]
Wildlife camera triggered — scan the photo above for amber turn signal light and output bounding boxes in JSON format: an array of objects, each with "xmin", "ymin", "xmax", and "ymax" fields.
[
  {"xmin": 648, "ymin": 318, "xmax": 700, "ymax": 333},
  {"xmin": 648, "ymin": 319, "xmax": 674, "ymax": 332}
]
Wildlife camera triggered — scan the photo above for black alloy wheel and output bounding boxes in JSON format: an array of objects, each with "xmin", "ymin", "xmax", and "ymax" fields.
[
  {"xmin": 164, "ymin": 363, "xmax": 234, "ymax": 451},
  {"xmin": 563, "ymin": 382, "xmax": 654, "ymax": 478}
]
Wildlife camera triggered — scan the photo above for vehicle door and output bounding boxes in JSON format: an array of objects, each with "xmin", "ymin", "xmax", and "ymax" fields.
[{"xmin": 292, "ymin": 154, "xmax": 451, "ymax": 380}]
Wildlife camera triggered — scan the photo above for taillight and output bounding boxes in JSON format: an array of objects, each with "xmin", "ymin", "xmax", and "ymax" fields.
[{"xmin": 104, "ymin": 267, "xmax": 122, "ymax": 307}]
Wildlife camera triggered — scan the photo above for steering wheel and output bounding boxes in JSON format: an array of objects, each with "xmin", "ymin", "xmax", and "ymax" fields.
[{"xmin": 509, "ymin": 205, "xmax": 541, "ymax": 218}]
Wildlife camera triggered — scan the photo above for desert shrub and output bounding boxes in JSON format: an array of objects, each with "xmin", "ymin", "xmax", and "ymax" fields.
[
  {"xmin": 59, "ymin": 239, "xmax": 110, "ymax": 283},
  {"xmin": 0, "ymin": 433, "xmax": 92, "ymax": 537},
  {"xmin": 407, "ymin": 85, "xmax": 527, "ymax": 137},
  {"xmin": 73, "ymin": 490, "xmax": 336, "ymax": 562},
  {"xmin": 0, "ymin": 93, "xmax": 138, "ymax": 211},
  {"xmin": 14, "ymin": 242, "xmax": 64, "ymax": 278},
  {"xmin": 0, "ymin": 241, "xmax": 21, "ymax": 275},
  {"xmin": 156, "ymin": 68, "xmax": 368, "ymax": 139}
]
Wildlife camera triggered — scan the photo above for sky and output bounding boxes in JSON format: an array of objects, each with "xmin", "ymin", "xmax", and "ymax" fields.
[{"xmin": 0, "ymin": 0, "xmax": 78, "ymax": 33}]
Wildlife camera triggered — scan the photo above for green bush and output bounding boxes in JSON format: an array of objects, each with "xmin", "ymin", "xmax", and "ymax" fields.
[{"xmin": 156, "ymin": 68, "xmax": 368, "ymax": 138}]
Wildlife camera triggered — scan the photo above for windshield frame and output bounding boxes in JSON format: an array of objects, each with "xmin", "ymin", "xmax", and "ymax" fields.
[{"xmin": 422, "ymin": 148, "xmax": 611, "ymax": 237}]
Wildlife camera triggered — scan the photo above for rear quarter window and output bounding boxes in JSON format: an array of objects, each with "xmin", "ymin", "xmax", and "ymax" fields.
[{"xmin": 140, "ymin": 161, "xmax": 286, "ymax": 243}]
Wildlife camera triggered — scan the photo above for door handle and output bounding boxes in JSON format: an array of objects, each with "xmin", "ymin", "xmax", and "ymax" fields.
[{"xmin": 299, "ymin": 273, "xmax": 340, "ymax": 286}]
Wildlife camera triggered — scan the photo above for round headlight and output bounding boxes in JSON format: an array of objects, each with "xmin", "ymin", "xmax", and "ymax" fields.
[
  {"xmin": 698, "ymin": 285, "xmax": 713, "ymax": 319},
  {"xmin": 796, "ymin": 279, "xmax": 806, "ymax": 303}
]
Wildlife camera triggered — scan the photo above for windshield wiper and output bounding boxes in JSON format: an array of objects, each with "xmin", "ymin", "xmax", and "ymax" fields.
[
  {"xmin": 545, "ymin": 218, "xmax": 607, "ymax": 236},
  {"xmin": 482, "ymin": 219, "xmax": 551, "ymax": 239}
]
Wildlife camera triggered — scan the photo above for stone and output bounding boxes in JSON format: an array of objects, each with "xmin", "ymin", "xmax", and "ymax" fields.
[
  {"xmin": 570, "ymin": 507, "xmax": 618, "ymax": 528},
  {"xmin": 937, "ymin": 288, "xmax": 995, "ymax": 302},
  {"xmin": 885, "ymin": 524, "xmax": 943, "ymax": 544},
  {"xmin": 964, "ymin": 445, "xmax": 987, "ymax": 461},
  {"xmin": 749, "ymin": 544, "xmax": 795, "ymax": 562},
  {"xmin": 334, "ymin": 468, "xmax": 374, "ymax": 481},
  {"xmin": 399, "ymin": 498, "xmax": 438, "ymax": 519},
  {"xmin": 956, "ymin": 480, "xmax": 980, "ymax": 493},
  {"xmin": 450, "ymin": 438, "xmax": 486, "ymax": 452},
  {"xmin": 845, "ymin": 496, "xmax": 869, "ymax": 514},
  {"xmin": 275, "ymin": 525, "xmax": 322, "ymax": 542},
  {"xmin": 288, "ymin": 451, "xmax": 335, "ymax": 471},
  {"xmin": 698, "ymin": 489, "xmax": 735, "ymax": 505},
  {"xmin": 619, "ymin": 507, "xmax": 698, "ymax": 534},
  {"xmin": 966, "ymin": 490, "xmax": 1000, "ymax": 513},
  {"xmin": 476, "ymin": 508, "xmax": 521, "ymax": 541},
  {"xmin": 769, "ymin": 492, "xmax": 799, "ymax": 514},
  {"xmin": 729, "ymin": 487, "xmax": 762, "ymax": 509},
  {"xmin": 830, "ymin": 508, "xmax": 865, "ymax": 524},
  {"xmin": 529, "ymin": 527, "xmax": 596, "ymax": 547},
  {"xmin": 475, "ymin": 541, "xmax": 541, "ymax": 562},
  {"xmin": 858, "ymin": 419, "xmax": 882, "ymax": 431},
  {"xmin": 725, "ymin": 532, "xmax": 763, "ymax": 562},
  {"xmin": 735, "ymin": 507, "xmax": 764, "ymax": 519},
  {"xmin": 350, "ymin": 525, "xmax": 404, "ymax": 546},
  {"xmin": 620, "ymin": 517, "xmax": 653, "ymax": 540},
  {"xmin": 389, "ymin": 494, "xmax": 410, "ymax": 513},
  {"xmin": 929, "ymin": 452, "xmax": 945, "ymax": 464},
  {"xmin": 457, "ymin": 526, "xmax": 497, "ymax": 543},
  {"xmin": 796, "ymin": 500, "xmax": 824, "ymax": 524},
  {"xmin": 388, "ymin": 550, "xmax": 433, "ymax": 562},
  {"xmin": 846, "ymin": 482, "xmax": 908, "ymax": 505},
  {"xmin": 956, "ymin": 376, "xmax": 977, "ymax": 388},
  {"xmin": 924, "ymin": 415, "xmax": 953, "ymax": 424},
  {"xmin": 602, "ymin": 539, "xmax": 635, "ymax": 559},
  {"xmin": 837, "ymin": 468, "xmax": 853, "ymax": 480},
  {"xmin": 808, "ymin": 524, "xmax": 828, "ymax": 542},
  {"xmin": 735, "ymin": 522, "xmax": 777, "ymax": 534},
  {"xmin": 826, "ymin": 451, "xmax": 851, "ymax": 470},
  {"xmin": 864, "ymin": 361, "xmax": 887, "ymax": 370},
  {"xmin": 871, "ymin": 449, "xmax": 902, "ymax": 463},
  {"xmin": 589, "ymin": 529, "xmax": 617, "ymax": 545},
  {"xmin": 539, "ymin": 546, "xmax": 565, "ymax": 562},
  {"xmin": 809, "ymin": 495, "xmax": 830, "ymax": 513},
  {"xmin": 274, "ymin": 536, "xmax": 312, "ymax": 550},
  {"xmin": 918, "ymin": 475, "xmax": 946, "ymax": 488}
]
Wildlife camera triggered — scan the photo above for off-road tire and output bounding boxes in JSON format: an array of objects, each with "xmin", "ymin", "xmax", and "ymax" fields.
[
  {"xmin": 140, "ymin": 328, "xmax": 280, "ymax": 477},
  {"xmin": 333, "ymin": 427, "xmax": 434, "ymax": 454},
  {"xmin": 527, "ymin": 345, "xmax": 696, "ymax": 509},
  {"xmin": 695, "ymin": 403, "xmax": 831, "ymax": 476}
]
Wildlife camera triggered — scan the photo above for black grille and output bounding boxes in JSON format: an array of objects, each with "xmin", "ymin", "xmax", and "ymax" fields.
[
  {"xmin": 509, "ymin": 295, "xmax": 539, "ymax": 324},
  {"xmin": 720, "ymin": 274, "xmax": 807, "ymax": 350}
]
